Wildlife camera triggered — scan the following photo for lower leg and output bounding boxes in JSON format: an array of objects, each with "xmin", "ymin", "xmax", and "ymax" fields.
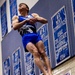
[
  {"xmin": 33, "ymin": 53, "xmax": 48, "ymax": 75},
  {"xmin": 41, "ymin": 54, "xmax": 52, "ymax": 75},
  {"xmin": 46, "ymin": 57, "xmax": 52, "ymax": 75},
  {"xmin": 34, "ymin": 57, "xmax": 48, "ymax": 75}
]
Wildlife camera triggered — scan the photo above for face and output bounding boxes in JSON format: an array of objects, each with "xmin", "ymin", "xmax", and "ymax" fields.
[{"xmin": 18, "ymin": 4, "xmax": 28, "ymax": 14}]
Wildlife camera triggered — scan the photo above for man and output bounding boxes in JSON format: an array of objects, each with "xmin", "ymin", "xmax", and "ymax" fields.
[{"xmin": 12, "ymin": 3, "xmax": 53, "ymax": 75}]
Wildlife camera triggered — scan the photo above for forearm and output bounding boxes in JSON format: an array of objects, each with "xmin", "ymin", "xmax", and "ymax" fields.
[
  {"xmin": 13, "ymin": 20, "xmax": 27, "ymax": 30},
  {"xmin": 37, "ymin": 17, "xmax": 48, "ymax": 24},
  {"xmin": 35, "ymin": 16, "xmax": 48, "ymax": 24}
]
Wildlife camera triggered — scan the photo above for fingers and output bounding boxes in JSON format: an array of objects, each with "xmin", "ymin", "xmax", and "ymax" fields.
[{"xmin": 28, "ymin": 18, "xmax": 37, "ymax": 24}]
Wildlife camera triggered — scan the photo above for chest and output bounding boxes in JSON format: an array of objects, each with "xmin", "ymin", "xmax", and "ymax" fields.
[{"xmin": 18, "ymin": 15, "xmax": 33, "ymax": 22}]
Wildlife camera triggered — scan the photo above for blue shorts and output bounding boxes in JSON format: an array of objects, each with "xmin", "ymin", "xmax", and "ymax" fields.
[{"xmin": 22, "ymin": 33, "xmax": 42, "ymax": 51}]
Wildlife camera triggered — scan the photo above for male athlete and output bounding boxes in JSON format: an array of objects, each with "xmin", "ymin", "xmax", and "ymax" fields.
[{"xmin": 12, "ymin": 3, "xmax": 53, "ymax": 75}]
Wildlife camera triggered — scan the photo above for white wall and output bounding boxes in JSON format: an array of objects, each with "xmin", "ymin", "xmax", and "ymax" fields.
[{"xmin": 17, "ymin": 0, "xmax": 39, "ymax": 15}]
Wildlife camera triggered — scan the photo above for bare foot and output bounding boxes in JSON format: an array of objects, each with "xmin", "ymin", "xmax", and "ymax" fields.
[
  {"xmin": 48, "ymin": 71, "xmax": 53, "ymax": 75},
  {"xmin": 45, "ymin": 72, "xmax": 49, "ymax": 75}
]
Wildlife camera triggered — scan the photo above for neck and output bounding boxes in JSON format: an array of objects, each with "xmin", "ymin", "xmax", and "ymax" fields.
[{"xmin": 20, "ymin": 12, "xmax": 28, "ymax": 17}]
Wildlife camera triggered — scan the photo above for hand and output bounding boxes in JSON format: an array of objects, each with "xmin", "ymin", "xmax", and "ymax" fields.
[{"xmin": 26, "ymin": 18, "xmax": 37, "ymax": 24}]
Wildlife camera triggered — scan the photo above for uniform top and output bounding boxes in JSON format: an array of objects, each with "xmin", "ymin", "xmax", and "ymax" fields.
[{"xmin": 18, "ymin": 15, "xmax": 37, "ymax": 36}]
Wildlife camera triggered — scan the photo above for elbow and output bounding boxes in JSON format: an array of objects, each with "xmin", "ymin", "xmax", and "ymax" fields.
[
  {"xmin": 12, "ymin": 25, "xmax": 17, "ymax": 30},
  {"xmin": 45, "ymin": 20, "xmax": 48, "ymax": 23},
  {"xmin": 13, "ymin": 28, "xmax": 17, "ymax": 30},
  {"xmin": 43, "ymin": 20, "xmax": 48, "ymax": 24},
  {"xmin": 13, "ymin": 27, "xmax": 17, "ymax": 30}
]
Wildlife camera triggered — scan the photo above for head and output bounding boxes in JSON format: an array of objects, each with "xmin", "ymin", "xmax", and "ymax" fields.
[{"xmin": 18, "ymin": 3, "xmax": 29, "ymax": 14}]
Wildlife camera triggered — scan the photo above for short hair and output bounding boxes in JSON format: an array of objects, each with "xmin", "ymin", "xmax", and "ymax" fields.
[{"xmin": 19, "ymin": 3, "xmax": 29, "ymax": 13}]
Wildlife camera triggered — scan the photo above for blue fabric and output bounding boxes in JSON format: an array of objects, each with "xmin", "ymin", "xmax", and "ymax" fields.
[
  {"xmin": 18, "ymin": 15, "xmax": 33, "ymax": 22},
  {"xmin": 22, "ymin": 33, "xmax": 42, "ymax": 51},
  {"xmin": 18, "ymin": 15, "xmax": 36, "ymax": 36}
]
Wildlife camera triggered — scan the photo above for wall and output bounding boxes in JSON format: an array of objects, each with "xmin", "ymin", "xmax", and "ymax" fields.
[
  {"xmin": 0, "ymin": 7, "xmax": 2, "ymax": 75},
  {"xmin": 0, "ymin": 0, "xmax": 5, "ymax": 75},
  {"xmin": 0, "ymin": 0, "xmax": 40, "ymax": 75},
  {"xmin": 0, "ymin": 0, "xmax": 75, "ymax": 75}
]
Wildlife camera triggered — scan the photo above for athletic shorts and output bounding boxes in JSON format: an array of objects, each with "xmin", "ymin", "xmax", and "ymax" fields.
[{"xmin": 22, "ymin": 33, "xmax": 42, "ymax": 51}]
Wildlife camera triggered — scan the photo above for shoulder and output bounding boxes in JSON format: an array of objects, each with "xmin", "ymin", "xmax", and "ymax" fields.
[
  {"xmin": 12, "ymin": 15, "xmax": 18, "ymax": 21},
  {"xmin": 31, "ymin": 13, "xmax": 39, "ymax": 17}
]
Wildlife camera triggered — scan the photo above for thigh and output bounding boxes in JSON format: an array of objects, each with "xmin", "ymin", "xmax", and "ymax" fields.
[
  {"xmin": 26, "ymin": 42, "xmax": 38, "ymax": 54},
  {"xmin": 35, "ymin": 41, "xmax": 45, "ymax": 53}
]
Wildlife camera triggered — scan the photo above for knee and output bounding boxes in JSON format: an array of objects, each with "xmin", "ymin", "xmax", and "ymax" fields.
[
  {"xmin": 32, "ymin": 50, "xmax": 40, "ymax": 58},
  {"xmin": 33, "ymin": 52, "xmax": 41, "ymax": 63},
  {"xmin": 40, "ymin": 50, "xmax": 47, "ymax": 57}
]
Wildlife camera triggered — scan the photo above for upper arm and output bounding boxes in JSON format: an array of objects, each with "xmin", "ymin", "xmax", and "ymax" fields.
[
  {"xmin": 12, "ymin": 15, "xmax": 18, "ymax": 26},
  {"xmin": 31, "ymin": 13, "xmax": 48, "ymax": 24},
  {"xmin": 31, "ymin": 13, "xmax": 40, "ymax": 19}
]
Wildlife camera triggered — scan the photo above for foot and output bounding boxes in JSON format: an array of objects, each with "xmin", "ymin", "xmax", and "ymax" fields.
[
  {"xmin": 48, "ymin": 70, "xmax": 53, "ymax": 75},
  {"xmin": 45, "ymin": 71, "xmax": 49, "ymax": 75},
  {"xmin": 40, "ymin": 73, "xmax": 43, "ymax": 75}
]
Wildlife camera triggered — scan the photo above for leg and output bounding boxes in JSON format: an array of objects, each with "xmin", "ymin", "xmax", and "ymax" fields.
[
  {"xmin": 36, "ymin": 41, "xmax": 53, "ymax": 75},
  {"xmin": 26, "ymin": 42, "xmax": 48, "ymax": 75}
]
